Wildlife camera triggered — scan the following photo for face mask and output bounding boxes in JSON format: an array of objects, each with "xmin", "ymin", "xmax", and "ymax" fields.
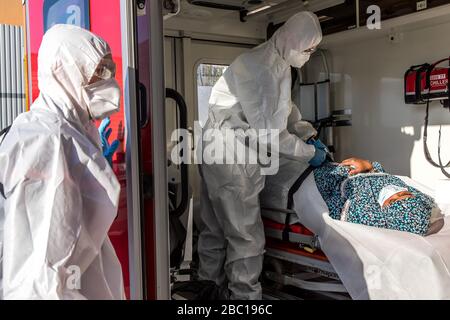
[
  {"xmin": 377, "ymin": 185, "xmax": 408, "ymax": 207},
  {"xmin": 83, "ymin": 78, "xmax": 121, "ymax": 120},
  {"xmin": 285, "ymin": 49, "xmax": 311, "ymax": 68}
]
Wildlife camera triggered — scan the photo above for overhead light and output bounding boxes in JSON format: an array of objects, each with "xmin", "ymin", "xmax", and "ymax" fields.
[
  {"xmin": 318, "ymin": 15, "xmax": 333, "ymax": 22},
  {"xmin": 244, "ymin": 0, "xmax": 292, "ymax": 18},
  {"xmin": 243, "ymin": 0, "xmax": 345, "ymax": 21},
  {"xmin": 248, "ymin": 5, "xmax": 273, "ymax": 15}
]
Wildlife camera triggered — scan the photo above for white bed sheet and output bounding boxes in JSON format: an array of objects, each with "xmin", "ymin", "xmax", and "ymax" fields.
[{"xmin": 292, "ymin": 174, "xmax": 450, "ymax": 300}]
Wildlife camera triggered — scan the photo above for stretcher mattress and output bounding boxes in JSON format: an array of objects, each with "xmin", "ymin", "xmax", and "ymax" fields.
[
  {"xmin": 291, "ymin": 174, "xmax": 450, "ymax": 300},
  {"xmin": 263, "ymin": 217, "xmax": 314, "ymax": 236}
]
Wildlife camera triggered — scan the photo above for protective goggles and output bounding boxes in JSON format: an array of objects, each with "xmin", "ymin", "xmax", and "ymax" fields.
[
  {"xmin": 93, "ymin": 59, "xmax": 117, "ymax": 80},
  {"xmin": 303, "ymin": 46, "xmax": 317, "ymax": 55}
]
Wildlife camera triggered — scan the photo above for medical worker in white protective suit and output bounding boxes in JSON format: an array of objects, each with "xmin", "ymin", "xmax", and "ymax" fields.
[
  {"xmin": 198, "ymin": 12, "xmax": 325, "ymax": 299},
  {"xmin": 0, "ymin": 24, "xmax": 124, "ymax": 299}
]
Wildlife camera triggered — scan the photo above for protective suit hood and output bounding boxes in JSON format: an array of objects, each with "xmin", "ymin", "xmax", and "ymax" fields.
[
  {"xmin": 38, "ymin": 24, "xmax": 112, "ymax": 141},
  {"xmin": 207, "ymin": 11, "xmax": 321, "ymax": 160},
  {"xmin": 272, "ymin": 11, "xmax": 322, "ymax": 68}
]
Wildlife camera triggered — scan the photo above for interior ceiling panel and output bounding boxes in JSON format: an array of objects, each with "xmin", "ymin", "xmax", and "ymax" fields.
[
  {"xmin": 180, "ymin": 0, "xmax": 349, "ymax": 29},
  {"xmin": 179, "ymin": 0, "xmax": 285, "ymax": 21}
]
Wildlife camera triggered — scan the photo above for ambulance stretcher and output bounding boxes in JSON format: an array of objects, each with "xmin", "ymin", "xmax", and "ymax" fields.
[
  {"xmin": 261, "ymin": 164, "xmax": 450, "ymax": 300},
  {"xmin": 261, "ymin": 207, "xmax": 350, "ymax": 300}
]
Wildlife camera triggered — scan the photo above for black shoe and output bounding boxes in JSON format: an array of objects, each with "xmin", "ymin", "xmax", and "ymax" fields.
[{"xmin": 172, "ymin": 280, "xmax": 230, "ymax": 300}]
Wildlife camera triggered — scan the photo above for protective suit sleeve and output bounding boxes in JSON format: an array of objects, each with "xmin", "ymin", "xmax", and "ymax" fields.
[
  {"xmin": 1, "ymin": 135, "xmax": 88, "ymax": 300},
  {"xmin": 277, "ymin": 128, "xmax": 316, "ymax": 162},
  {"xmin": 287, "ymin": 102, "xmax": 317, "ymax": 141},
  {"xmin": 232, "ymin": 69, "xmax": 315, "ymax": 163}
]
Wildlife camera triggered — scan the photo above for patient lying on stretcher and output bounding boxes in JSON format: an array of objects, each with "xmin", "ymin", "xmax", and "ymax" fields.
[{"xmin": 314, "ymin": 157, "xmax": 442, "ymax": 236}]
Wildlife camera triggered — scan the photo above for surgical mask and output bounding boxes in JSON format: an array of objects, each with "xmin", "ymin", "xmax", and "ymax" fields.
[
  {"xmin": 377, "ymin": 185, "xmax": 408, "ymax": 207},
  {"xmin": 83, "ymin": 78, "xmax": 121, "ymax": 120},
  {"xmin": 285, "ymin": 49, "xmax": 311, "ymax": 68}
]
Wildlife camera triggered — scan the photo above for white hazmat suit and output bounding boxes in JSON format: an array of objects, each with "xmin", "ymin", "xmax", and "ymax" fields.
[
  {"xmin": 198, "ymin": 12, "xmax": 323, "ymax": 299},
  {"xmin": 0, "ymin": 24, "xmax": 124, "ymax": 299}
]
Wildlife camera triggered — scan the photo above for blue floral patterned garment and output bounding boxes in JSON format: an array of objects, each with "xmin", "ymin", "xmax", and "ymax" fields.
[{"xmin": 313, "ymin": 162, "xmax": 435, "ymax": 235}]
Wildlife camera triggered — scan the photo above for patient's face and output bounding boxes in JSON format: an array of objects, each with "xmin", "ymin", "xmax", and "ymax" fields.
[{"xmin": 383, "ymin": 191, "xmax": 413, "ymax": 208}]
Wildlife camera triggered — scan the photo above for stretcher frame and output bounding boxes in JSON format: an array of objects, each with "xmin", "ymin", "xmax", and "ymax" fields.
[
  {"xmin": 261, "ymin": 166, "xmax": 350, "ymax": 299},
  {"xmin": 263, "ymin": 217, "xmax": 350, "ymax": 299}
]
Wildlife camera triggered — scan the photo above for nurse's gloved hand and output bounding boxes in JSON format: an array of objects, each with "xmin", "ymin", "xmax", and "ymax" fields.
[
  {"xmin": 309, "ymin": 147, "xmax": 327, "ymax": 167},
  {"xmin": 99, "ymin": 117, "xmax": 119, "ymax": 166},
  {"xmin": 308, "ymin": 138, "xmax": 328, "ymax": 152}
]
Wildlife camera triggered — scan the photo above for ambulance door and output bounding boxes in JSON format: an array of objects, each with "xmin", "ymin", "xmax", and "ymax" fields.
[{"xmin": 121, "ymin": 0, "xmax": 170, "ymax": 299}]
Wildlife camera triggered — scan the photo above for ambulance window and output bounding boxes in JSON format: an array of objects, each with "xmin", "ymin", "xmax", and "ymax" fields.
[{"xmin": 196, "ymin": 63, "xmax": 228, "ymax": 127}]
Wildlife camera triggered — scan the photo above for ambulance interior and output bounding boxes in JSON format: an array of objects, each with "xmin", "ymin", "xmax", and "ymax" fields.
[
  {"xmin": 11, "ymin": 0, "xmax": 450, "ymax": 301},
  {"xmin": 157, "ymin": 0, "xmax": 450, "ymax": 300}
]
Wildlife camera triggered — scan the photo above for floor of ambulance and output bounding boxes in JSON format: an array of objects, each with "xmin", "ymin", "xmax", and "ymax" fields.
[{"xmin": 171, "ymin": 274, "xmax": 352, "ymax": 300}]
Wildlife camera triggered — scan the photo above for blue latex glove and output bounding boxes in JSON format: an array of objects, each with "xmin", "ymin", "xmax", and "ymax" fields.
[
  {"xmin": 307, "ymin": 138, "xmax": 328, "ymax": 152},
  {"xmin": 309, "ymin": 147, "xmax": 327, "ymax": 167},
  {"xmin": 99, "ymin": 117, "xmax": 119, "ymax": 166}
]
